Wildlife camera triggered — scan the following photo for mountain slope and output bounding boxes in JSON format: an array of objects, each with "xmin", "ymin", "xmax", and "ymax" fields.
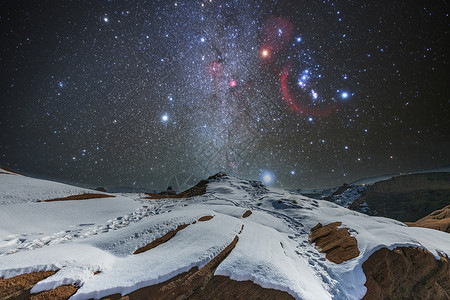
[
  {"xmin": 0, "ymin": 172, "xmax": 449, "ymax": 299},
  {"xmin": 325, "ymin": 171, "xmax": 450, "ymax": 222}
]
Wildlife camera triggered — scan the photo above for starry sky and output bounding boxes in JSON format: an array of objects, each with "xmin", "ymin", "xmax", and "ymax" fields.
[{"xmin": 1, "ymin": 0, "xmax": 449, "ymax": 190}]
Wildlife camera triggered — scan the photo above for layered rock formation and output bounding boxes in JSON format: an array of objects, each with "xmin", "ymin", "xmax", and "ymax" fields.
[
  {"xmin": 350, "ymin": 172, "xmax": 450, "ymax": 222},
  {"xmin": 406, "ymin": 205, "xmax": 450, "ymax": 233},
  {"xmin": 309, "ymin": 222, "xmax": 360, "ymax": 264},
  {"xmin": 144, "ymin": 172, "xmax": 227, "ymax": 199},
  {"xmin": 0, "ymin": 271, "xmax": 77, "ymax": 299}
]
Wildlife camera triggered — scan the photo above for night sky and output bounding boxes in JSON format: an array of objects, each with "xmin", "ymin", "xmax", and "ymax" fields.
[{"xmin": 1, "ymin": 0, "xmax": 449, "ymax": 190}]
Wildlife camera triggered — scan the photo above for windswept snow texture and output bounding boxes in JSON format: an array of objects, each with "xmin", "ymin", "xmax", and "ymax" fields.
[{"xmin": 0, "ymin": 172, "xmax": 449, "ymax": 299}]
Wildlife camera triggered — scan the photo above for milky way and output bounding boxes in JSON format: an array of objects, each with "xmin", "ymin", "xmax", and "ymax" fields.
[{"xmin": 1, "ymin": 0, "xmax": 449, "ymax": 190}]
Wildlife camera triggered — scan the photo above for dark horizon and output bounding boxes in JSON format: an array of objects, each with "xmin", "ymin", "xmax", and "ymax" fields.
[
  {"xmin": 1, "ymin": 0, "xmax": 449, "ymax": 190},
  {"xmin": 2, "ymin": 164, "xmax": 449, "ymax": 193}
]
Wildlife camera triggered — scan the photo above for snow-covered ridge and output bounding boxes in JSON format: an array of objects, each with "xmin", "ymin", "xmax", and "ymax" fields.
[
  {"xmin": 0, "ymin": 167, "xmax": 111, "ymax": 204},
  {"xmin": 0, "ymin": 172, "xmax": 449, "ymax": 299},
  {"xmin": 349, "ymin": 166, "xmax": 450, "ymax": 186}
]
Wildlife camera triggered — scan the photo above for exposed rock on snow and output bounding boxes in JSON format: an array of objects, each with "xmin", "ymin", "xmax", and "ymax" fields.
[
  {"xmin": 32, "ymin": 283, "xmax": 78, "ymax": 300},
  {"xmin": 0, "ymin": 169, "xmax": 105, "ymax": 204},
  {"xmin": 309, "ymin": 222, "xmax": 360, "ymax": 264},
  {"xmin": 0, "ymin": 271, "xmax": 56, "ymax": 299},
  {"xmin": 192, "ymin": 274, "xmax": 294, "ymax": 300},
  {"xmin": 242, "ymin": 210, "xmax": 252, "ymax": 218},
  {"xmin": 198, "ymin": 215, "xmax": 214, "ymax": 222},
  {"xmin": 133, "ymin": 223, "xmax": 191, "ymax": 255},
  {"xmin": 102, "ymin": 235, "xmax": 293, "ymax": 300},
  {"xmin": 0, "ymin": 167, "xmax": 24, "ymax": 176},
  {"xmin": 0, "ymin": 270, "xmax": 79, "ymax": 299},
  {"xmin": 362, "ymin": 247, "xmax": 450, "ymax": 299},
  {"xmin": 144, "ymin": 172, "xmax": 228, "ymax": 199},
  {"xmin": 406, "ymin": 205, "xmax": 450, "ymax": 233},
  {"xmin": 42, "ymin": 193, "xmax": 116, "ymax": 202},
  {"xmin": 133, "ymin": 215, "xmax": 214, "ymax": 255}
]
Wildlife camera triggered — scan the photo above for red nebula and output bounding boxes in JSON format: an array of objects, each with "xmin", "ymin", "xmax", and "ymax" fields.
[
  {"xmin": 261, "ymin": 17, "xmax": 293, "ymax": 53},
  {"xmin": 207, "ymin": 61, "xmax": 223, "ymax": 78},
  {"xmin": 280, "ymin": 64, "xmax": 335, "ymax": 117},
  {"xmin": 258, "ymin": 17, "xmax": 292, "ymax": 68}
]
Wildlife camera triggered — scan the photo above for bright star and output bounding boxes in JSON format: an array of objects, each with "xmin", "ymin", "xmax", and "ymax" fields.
[
  {"xmin": 200, "ymin": 37, "xmax": 205, "ymax": 42},
  {"xmin": 229, "ymin": 80, "xmax": 236, "ymax": 87},
  {"xmin": 260, "ymin": 170, "xmax": 275, "ymax": 186},
  {"xmin": 341, "ymin": 92, "xmax": 349, "ymax": 99},
  {"xmin": 162, "ymin": 114, "xmax": 169, "ymax": 122},
  {"xmin": 296, "ymin": 37, "xmax": 302, "ymax": 42},
  {"xmin": 291, "ymin": 170, "xmax": 295, "ymax": 175},
  {"xmin": 103, "ymin": 17, "xmax": 109, "ymax": 22},
  {"xmin": 261, "ymin": 48, "xmax": 270, "ymax": 58}
]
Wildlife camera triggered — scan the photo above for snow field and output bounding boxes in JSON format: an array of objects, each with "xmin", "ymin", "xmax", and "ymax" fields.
[
  {"xmin": 0, "ymin": 170, "xmax": 102, "ymax": 204},
  {"xmin": 0, "ymin": 172, "xmax": 449, "ymax": 300},
  {"xmin": 72, "ymin": 212, "xmax": 242, "ymax": 299}
]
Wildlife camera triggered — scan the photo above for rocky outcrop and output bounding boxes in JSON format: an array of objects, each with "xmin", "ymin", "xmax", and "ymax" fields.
[
  {"xmin": 0, "ymin": 271, "xmax": 57, "ymax": 299},
  {"xmin": 405, "ymin": 205, "xmax": 450, "ymax": 233},
  {"xmin": 144, "ymin": 172, "xmax": 227, "ymax": 199},
  {"xmin": 31, "ymin": 285, "xmax": 78, "ymax": 300},
  {"xmin": 363, "ymin": 247, "xmax": 450, "ymax": 299},
  {"xmin": 309, "ymin": 222, "xmax": 360, "ymax": 264},
  {"xmin": 350, "ymin": 172, "xmax": 450, "ymax": 222},
  {"xmin": 0, "ymin": 271, "xmax": 78, "ymax": 299}
]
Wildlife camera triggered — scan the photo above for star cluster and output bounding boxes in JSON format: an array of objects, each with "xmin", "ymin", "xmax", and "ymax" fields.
[{"xmin": 0, "ymin": 0, "xmax": 449, "ymax": 190}]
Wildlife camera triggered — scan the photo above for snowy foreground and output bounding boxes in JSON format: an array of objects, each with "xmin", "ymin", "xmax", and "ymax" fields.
[{"xmin": 0, "ymin": 169, "xmax": 449, "ymax": 299}]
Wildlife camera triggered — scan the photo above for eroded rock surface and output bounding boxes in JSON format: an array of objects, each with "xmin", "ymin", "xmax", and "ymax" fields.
[
  {"xmin": 31, "ymin": 285, "xmax": 78, "ymax": 300},
  {"xmin": 0, "ymin": 271, "xmax": 56, "ymax": 299},
  {"xmin": 309, "ymin": 222, "xmax": 360, "ymax": 264},
  {"xmin": 363, "ymin": 247, "xmax": 450, "ymax": 299},
  {"xmin": 242, "ymin": 210, "xmax": 252, "ymax": 218}
]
